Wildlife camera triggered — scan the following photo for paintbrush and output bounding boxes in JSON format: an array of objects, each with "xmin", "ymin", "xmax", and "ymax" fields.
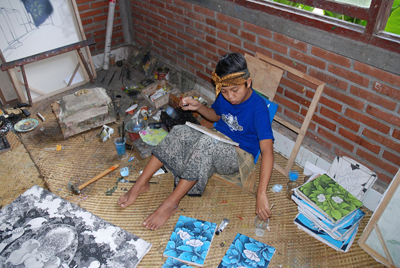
[{"xmin": 122, "ymin": 121, "xmax": 125, "ymax": 141}]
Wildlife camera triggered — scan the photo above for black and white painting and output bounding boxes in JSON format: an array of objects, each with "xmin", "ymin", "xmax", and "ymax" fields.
[
  {"xmin": 0, "ymin": 186, "xmax": 152, "ymax": 268},
  {"xmin": 0, "ymin": 0, "xmax": 80, "ymax": 61}
]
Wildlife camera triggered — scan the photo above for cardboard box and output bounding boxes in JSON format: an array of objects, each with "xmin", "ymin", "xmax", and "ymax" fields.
[{"xmin": 141, "ymin": 80, "xmax": 181, "ymax": 108}]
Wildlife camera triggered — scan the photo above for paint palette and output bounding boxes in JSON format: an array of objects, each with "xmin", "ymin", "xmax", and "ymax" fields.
[{"xmin": 14, "ymin": 118, "xmax": 39, "ymax": 132}]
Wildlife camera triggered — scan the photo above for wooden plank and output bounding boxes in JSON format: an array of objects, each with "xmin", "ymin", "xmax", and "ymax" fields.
[
  {"xmin": 244, "ymin": 54, "xmax": 283, "ymax": 100},
  {"xmin": 374, "ymin": 223, "xmax": 395, "ymax": 266},
  {"xmin": 33, "ymin": 80, "xmax": 88, "ymax": 104},
  {"xmin": 18, "ymin": 81, "xmax": 45, "ymax": 96}
]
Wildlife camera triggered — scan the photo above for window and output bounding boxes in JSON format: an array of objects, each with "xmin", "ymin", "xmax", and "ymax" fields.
[{"xmin": 242, "ymin": 0, "xmax": 399, "ymax": 52}]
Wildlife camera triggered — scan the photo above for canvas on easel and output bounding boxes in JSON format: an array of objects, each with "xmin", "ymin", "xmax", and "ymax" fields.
[{"xmin": 358, "ymin": 169, "xmax": 400, "ymax": 268}]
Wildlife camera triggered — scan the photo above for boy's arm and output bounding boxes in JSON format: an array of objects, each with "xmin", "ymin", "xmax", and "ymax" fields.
[
  {"xmin": 256, "ymin": 139, "xmax": 274, "ymax": 221},
  {"xmin": 180, "ymin": 97, "xmax": 221, "ymax": 122}
]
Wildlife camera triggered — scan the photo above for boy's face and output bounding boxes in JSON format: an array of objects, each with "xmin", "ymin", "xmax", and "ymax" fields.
[{"xmin": 220, "ymin": 78, "xmax": 252, "ymax": 105}]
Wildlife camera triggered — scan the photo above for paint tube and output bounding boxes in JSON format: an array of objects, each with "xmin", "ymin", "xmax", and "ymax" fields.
[{"xmin": 215, "ymin": 218, "xmax": 230, "ymax": 235}]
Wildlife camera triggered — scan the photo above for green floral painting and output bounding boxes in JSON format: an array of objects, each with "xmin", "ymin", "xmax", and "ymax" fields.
[{"xmin": 299, "ymin": 174, "xmax": 363, "ymax": 222}]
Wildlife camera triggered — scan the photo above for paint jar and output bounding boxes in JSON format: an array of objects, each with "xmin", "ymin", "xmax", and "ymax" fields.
[
  {"xmin": 157, "ymin": 67, "xmax": 170, "ymax": 81},
  {"xmin": 125, "ymin": 119, "xmax": 145, "ymax": 141},
  {"xmin": 114, "ymin": 137, "xmax": 127, "ymax": 160},
  {"xmin": 287, "ymin": 170, "xmax": 299, "ymax": 199},
  {"xmin": 254, "ymin": 215, "xmax": 269, "ymax": 237},
  {"xmin": 109, "ymin": 54, "xmax": 116, "ymax": 66}
]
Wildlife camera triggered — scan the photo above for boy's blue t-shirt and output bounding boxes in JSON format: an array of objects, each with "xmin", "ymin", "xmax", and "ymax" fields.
[{"xmin": 211, "ymin": 90, "xmax": 274, "ymax": 158}]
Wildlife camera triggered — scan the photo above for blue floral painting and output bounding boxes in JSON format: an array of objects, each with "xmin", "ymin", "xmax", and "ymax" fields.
[
  {"xmin": 163, "ymin": 215, "xmax": 217, "ymax": 266},
  {"xmin": 162, "ymin": 257, "xmax": 194, "ymax": 268},
  {"xmin": 218, "ymin": 233, "xmax": 276, "ymax": 268}
]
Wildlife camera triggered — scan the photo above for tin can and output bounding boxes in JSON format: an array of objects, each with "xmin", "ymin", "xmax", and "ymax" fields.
[
  {"xmin": 153, "ymin": 70, "xmax": 158, "ymax": 80},
  {"xmin": 157, "ymin": 67, "xmax": 170, "ymax": 81}
]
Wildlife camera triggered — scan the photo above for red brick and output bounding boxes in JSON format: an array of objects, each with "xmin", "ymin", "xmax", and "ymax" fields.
[
  {"xmin": 174, "ymin": 0, "xmax": 192, "ymax": 10},
  {"xmin": 186, "ymin": 42, "xmax": 205, "ymax": 56},
  {"xmin": 167, "ymin": 19, "xmax": 184, "ymax": 31},
  {"xmin": 283, "ymin": 109, "xmax": 305, "ymax": 125},
  {"xmin": 150, "ymin": 0, "xmax": 166, "ymax": 9},
  {"xmin": 185, "ymin": 10, "xmax": 205, "ymax": 23},
  {"xmin": 217, "ymin": 13, "xmax": 242, "ymax": 27},
  {"xmin": 168, "ymin": 33, "xmax": 184, "ymax": 46},
  {"xmin": 280, "ymin": 77, "xmax": 304, "ymax": 94},
  {"xmin": 338, "ymin": 128, "xmax": 381, "ymax": 154},
  {"xmin": 243, "ymin": 22, "xmax": 272, "ymax": 38},
  {"xmin": 160, "ymin": 23, "xmax": 176, "ymax": 35},
  {"xmin": 362, "ymin": 128, "xmax": 400, "ymax": 152},
  {"xmin": 307, "ymin": 113, "xmax": 334, "ymax": 131},
  {"xmin": 372, "ymin": 81, "xmax": 400, "ymax": 101},
  {"xmin": 205, "ymin": 36, "xmax": 228, "ymax": 50},
  {"xmin": 383, "ymin": 150, "xmax": 400, "ymax": 166},
  {"xmin": 306, "ymin": 91, "xmax": 342, "ymax": 112},
  {"xmin": 354, "ymin": 62, "xmax": 400, "ymax": 87},
  {"xmin": 323, "ymin": 87, "xmax": 364, "ymax": 110},
  {"xmin": 77, "ymin": 3, "xmax": 90, "ymax": 12},
  {"xmin": 328, "ymin": 64, "xmax": 369, "ymax": 87},
  {"xmin": 259, "ymin": 37, "xmax": 288, "ymax": 55},
  {"xmin": 309, "ymin": 69, "xmax": 348, "ymax": 90},
  {"xmin": 345, "ymin": 108, "xmax": 391, "ymax": 134},
  {"xmin": 217, "ymin": 32, "xmax": 241, "ymax": 47},
  {"xmin": 357, "ymin": 149, "xmax": 398, "ymax": 175},
  {"xmin": 84, "ymin": 23, "xmax": 104, "ymax": 33},
  {"xmin": 290, "ymin": 50, "xmax": 326, "ymax": 70},
  {"xmin": 306, "ymin": 131, "xmax": 333, "ymax": 150},
  {"xmin": 159, "ymin": 9, "xmax": 174, "ymax": 21},
  {"xmin": 195, "ymin": 54, "xmax": 212, "ymax": 67},
  {"xmin": 177, "ymin": 46, "xmax": 194, "ymax": 59},
  {"xmin": 91, "ymin": 1, "xmax": 109, "ymax": 9},
  {"xmin": 228, "ymin": 45, "xmax": 248, "ymax": 58},
  {"xmin": 193, "ymin": 5, "xmax": 215, "ymax": 18},
  {"xmin": 243, "ymin": 42, "xmax": 258, "ymax": 55},
  {"xmin": 249, "ymin": 45, "xmax": 273, "ymax": 58},
  {"xmin": 273, "ymin": 94, "xmax": 300, "ymax": 113},
  {"xmin": 194, "ymin": 22, "xmax": 216, "ymax": 36},
  {"xmin": 160, "ymin": 37, "xmax": 177, "ymax": 50},
  {"xmin": 274, "ymin": 33, "xmax": 308, "ymax": 52},
  {"xmin": 177, "ymin": 31, "xmax": 193, "ymax": 43},
  {"xmin": 274, "ymin": 54, "xmax": 307, "ymax": 73},
  {"xmin": 175, "ymin": 14, "xmax": 193, "ymax": 27},
  {"xmin": 205, "ymin": 18, "xmax": 228, "ymax": 32},
  {"xmin": 229, "ymin": 26, "xmax": 239, "ymax": 36},
  {"xmin": 284, "ymin": 91, "xmax": 309, "ymax": 108},
  {"xmin": 240, "ymin": 31, "xmax": 256, "ymax": 43},
  {"xmin": 151, "ymin": 12, "xmax": 167, "ymax": 24},
  {"xmin": 318, "ymin": 128, "xmax": 354, "ymax": 151},
  {"xmin": 186, "ymin": 26, "xmax": 205, "ymax": 39},
  {"xmin": 94, "ymin": 15, "xmax": 108, "ymax": 23},
  {"xmin": 375, "ymin": 172, "xmax": 393, "ymax": 184},
  {"xmin": 311, "ymin": 46, "xmax": 351, "ymax": 68},
  {"xmin": 80, "ymin": 9, "xmax": 104, "ymax": 19},
  {"xmin": 350, "ymin": 85, "xmax": 397, "ymax": 111},
  {"xmin": 81, "ymin": 18, "xmax": 93, "ymax": 25},
  {"xmin": 393, "ymin": 129, "xmax": 400, "ymax": 140},
  {"xmin": 205, "ymin": 51, "xmax": 219, "ymax": 65},
  {"xmin": 166, "ymin": 4, "xmax": 184, "ymax": 16},
  {"xmin": 320, "ymin": 106, "xmax": 360, "ymax": 132},
  {"xmin": 196, "ymin": 40, "xmax": 217, "ymax": 54},
  {"xmin": 287, "ymin": 73, "xmax": 318, "ymax": 90},
  {"xmin": 366, "ymin": 105, "xmax": 400, "ymax": 128}
]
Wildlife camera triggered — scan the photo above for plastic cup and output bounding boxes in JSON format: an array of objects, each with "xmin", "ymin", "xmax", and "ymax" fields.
[
  {"xmin": 254, "ymin": 215, "xmax": 269, "ymax": 237},
  {"xmin": 114, "ymin": 137, "xmax": 127, "ymax": 160}
]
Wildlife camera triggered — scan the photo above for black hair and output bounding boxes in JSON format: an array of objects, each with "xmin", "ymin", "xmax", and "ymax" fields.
[{"xmin": 214, "ymin": 53, "xmax": 248, "ymax": 78}]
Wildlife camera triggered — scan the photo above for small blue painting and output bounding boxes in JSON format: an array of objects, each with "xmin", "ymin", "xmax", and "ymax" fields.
[
  {"xmin": 218, "ymin": 233, "xmax": 276, "ymax": 268},
  {"xmin": 162, "ymin": 257, "xmax": 194, "ymax": 268},
  {"xmin": 163, "ymin": 215, "xmax": 217, "ymax": 266}
]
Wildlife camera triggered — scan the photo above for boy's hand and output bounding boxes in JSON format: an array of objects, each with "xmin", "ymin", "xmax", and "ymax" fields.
[
  {"xmin": 180, "ymin": 97, "xmax": 201, "ymax": 111},
  {"xmin": 256, "ymin": 193, "xmax": 272, "ymax": 221}
]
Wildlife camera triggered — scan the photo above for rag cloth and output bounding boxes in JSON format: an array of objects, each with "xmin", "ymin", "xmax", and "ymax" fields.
[{"xmin": 152, "ymin": 125, "xmax": 253, "ymax": 196}]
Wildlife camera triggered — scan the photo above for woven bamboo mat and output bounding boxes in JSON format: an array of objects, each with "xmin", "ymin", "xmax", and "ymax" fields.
[
  {"xmin": 6, "ymin": 93, "xmax": 383, "ymax": 267},
  {"xmin": 0, "ymin": 131, "xmax": 48, "ymax": 206}
]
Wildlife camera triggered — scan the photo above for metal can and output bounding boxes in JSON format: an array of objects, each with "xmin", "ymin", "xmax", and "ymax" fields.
[
  {"xmin": 153, "ymin": 70, "xmax": 158, "ymax": 80},
  {"xmin": 157, "ymin": 67, "xmax": 170, "ymax": 81}
]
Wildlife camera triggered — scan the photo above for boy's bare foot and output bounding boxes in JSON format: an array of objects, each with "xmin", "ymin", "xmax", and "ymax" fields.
[
  {"xmin": 118, "ymin": 182, "xmax": 150, "ymax": 208},
  {"xmin": 143, "ymin": 200, "xmax": 179, "ymax": 230}
]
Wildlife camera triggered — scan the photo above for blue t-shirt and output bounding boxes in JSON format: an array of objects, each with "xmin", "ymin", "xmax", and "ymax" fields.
[{"xmin": 211, "ymin": 90, "xmax": 274, "ymax": 158}]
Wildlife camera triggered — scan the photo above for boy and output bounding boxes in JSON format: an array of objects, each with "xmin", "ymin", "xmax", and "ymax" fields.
[{"xmin": 118, "ymin": 53, "xmax": 274, "ymax": 230}]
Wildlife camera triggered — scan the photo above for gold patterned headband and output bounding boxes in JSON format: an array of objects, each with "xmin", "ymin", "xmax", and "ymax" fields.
[{"xmin": 211, "ymin": 69, "xmax": 250, "ymax": 97}]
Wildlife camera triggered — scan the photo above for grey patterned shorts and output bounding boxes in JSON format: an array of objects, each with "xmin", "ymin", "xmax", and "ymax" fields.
[{"xmin": 152, "ymin": 125, "xmax": 239, "ymax": 196}]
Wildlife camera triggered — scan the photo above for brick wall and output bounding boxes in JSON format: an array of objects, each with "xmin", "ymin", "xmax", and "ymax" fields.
[
  {"xmin": 75, "ymin": 0, "xmax": 125, "ymax": 53},
  {"xmin": 77, "ymin": 0, "xmax": 400, "ymax": 185}
]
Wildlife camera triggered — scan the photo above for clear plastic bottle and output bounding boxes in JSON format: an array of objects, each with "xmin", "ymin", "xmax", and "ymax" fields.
[{"xmin": 286, "ymin": 170, "xmax": 299, "ymax": 200}]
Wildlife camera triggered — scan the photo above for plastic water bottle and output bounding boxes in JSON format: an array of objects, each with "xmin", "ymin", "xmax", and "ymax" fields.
[{"xmin": 287, "ymin": 170, "xmax": 299, "ymax": 200}]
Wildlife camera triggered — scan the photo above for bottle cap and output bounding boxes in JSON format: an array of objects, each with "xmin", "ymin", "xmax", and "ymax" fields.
[{"xmin": 289, "ymin": 170, "xmax": 299, "ymax": 181}]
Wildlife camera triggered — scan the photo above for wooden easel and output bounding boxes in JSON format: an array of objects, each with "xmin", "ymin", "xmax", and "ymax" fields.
[{"xmin": 0, "ymin": 39, "xmax": 96, "ymax": 106}]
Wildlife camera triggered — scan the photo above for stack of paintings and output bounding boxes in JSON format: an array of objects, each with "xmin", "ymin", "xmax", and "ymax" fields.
[{"xmin": 292, "ymin": 174, "xmax": 365, "ymax": 252}]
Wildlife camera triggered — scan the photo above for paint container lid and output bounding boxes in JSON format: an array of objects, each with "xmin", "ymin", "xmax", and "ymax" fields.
[{"xmin": 120, "ymin": 167, "xmax": 129, "ymax": 177}]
